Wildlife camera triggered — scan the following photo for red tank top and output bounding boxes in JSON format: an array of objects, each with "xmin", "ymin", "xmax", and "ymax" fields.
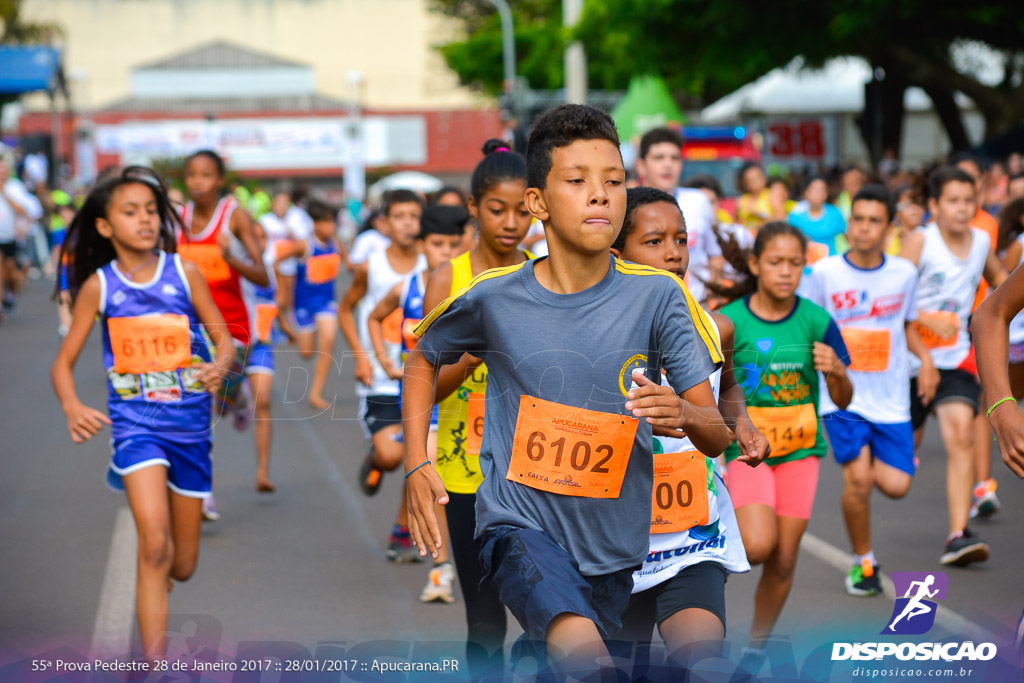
[{"xmin": 178, "ymin": 197, "xmax": 252, "ymax": 345}]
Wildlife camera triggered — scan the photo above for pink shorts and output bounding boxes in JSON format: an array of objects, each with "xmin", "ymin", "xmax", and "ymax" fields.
[{"xmin": 726, "ymin": 456, "xmax": 821, "ymax": 520}]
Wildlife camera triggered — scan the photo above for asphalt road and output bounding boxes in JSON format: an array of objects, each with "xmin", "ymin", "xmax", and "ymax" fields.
[{"xmin": 1, "ymin": 277, "xmax": 1022, "ymax": 682}]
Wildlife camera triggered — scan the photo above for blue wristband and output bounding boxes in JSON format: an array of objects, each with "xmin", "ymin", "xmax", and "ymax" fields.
[{"xmin": 404, "ymin": 460, "xmax": 431, "ymax": 479}]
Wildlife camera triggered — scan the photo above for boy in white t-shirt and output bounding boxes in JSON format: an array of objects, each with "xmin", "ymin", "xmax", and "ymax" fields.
[
  {"xmin": 634, "ymin": 127, "xmax": 716, "ymax": 305},
  {"xmin": 806, "ymin": 185, "xmax": 935, "ymax": 594},
  {"xmin": 899, "ymin": 166, "xmax": 1007, "ymax": 566}
]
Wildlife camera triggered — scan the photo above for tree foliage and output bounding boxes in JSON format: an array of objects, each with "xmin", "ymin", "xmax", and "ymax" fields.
[{"xmin": 431, "ymin": 0, "xmax": 1024, "ymax": 152}]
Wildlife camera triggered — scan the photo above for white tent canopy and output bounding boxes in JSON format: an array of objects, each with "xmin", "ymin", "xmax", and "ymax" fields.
[
  {"xmin": 367, "ymin": 171, "xmax": 443, "ymax": 202},
  {"xmin": 700, "ymin": 56, "xmax": 973, "ymax": 122}
]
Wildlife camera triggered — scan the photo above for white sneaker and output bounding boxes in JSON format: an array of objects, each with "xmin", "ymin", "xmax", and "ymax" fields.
[
  {"xmin": 420, "ymin": 563, "xmax": 456, "ymax": 603},
  {"xmin": 201, "ymin": 494, "xmax": 220, "ymax": 522},
  {"xmin": 969, "ymin": 479, "xmax": 1000, "ymax": 519}
]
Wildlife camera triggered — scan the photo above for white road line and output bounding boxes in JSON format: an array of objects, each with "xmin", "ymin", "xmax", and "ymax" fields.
[
  {"xmin": 800, "ymin": 532, "xmax": 997, "ymax": 642},
  {"xmin": 90, "ymin": 506, "xmax": 137, "ymax": 660}
]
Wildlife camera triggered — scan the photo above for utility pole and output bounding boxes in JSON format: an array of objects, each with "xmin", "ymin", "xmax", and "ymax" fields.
[
  {"xmin": 563, "ymin": 0, "xmax": 587, "ymax": 104},
  {"xmin": 487, "ymin": 0, "xmax": 516, "ymax": 115}
]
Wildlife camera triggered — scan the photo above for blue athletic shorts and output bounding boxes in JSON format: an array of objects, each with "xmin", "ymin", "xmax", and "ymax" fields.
[
  {"xmin": 478, "ymin": 525, "xmax": 636, "ymax": 663},
  {"xmin": 107, "ymin": 433, "xmax": 213, "ymax": 498},
  {"xmin": 823, "ymin": 410, "xmax": 916, "ymax": 476},
  {"xmin": 245, "ymin": 342, "xmax": 275, "ymax": 376},
  {"xmin": 294, "ymin": 299, "xmax": 337, "ymax": 331}
]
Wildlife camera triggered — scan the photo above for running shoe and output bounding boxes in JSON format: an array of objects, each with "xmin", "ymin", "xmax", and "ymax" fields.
[
  {"xmin": 845, "ymin": 559, "xmax": 881, "ymax": 597},
  {"xmin": 969, "ymin": 479, "xmax": 1000, "ymax": 519},
  {"xmin": 359, "ymin": 447, "xmax": 383, "ymax": 496},
  {"xmin": 232, "ymin": 378, "xmax": 253, "ymax": 431},
  {"xmin": 420, "ymin": 562, "xmax": 456, "ymax": 603},
  {"xmin": 201, "ymin": 494, "xmax": 220, "ymax": 522},
  {"xmin": 387, "ymin": 527, "xmax": 423, "ymax": 563},
  {"xmin": 729, "ymin": 647, "xmax": 766, "ymax": 682},
  {"xmin": 940, "ymin": 527, "xmax": 989, "ymax": 566}
]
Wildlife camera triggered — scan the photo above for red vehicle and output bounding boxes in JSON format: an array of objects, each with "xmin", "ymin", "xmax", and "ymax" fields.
[{"xmin": 679, "ymin": 125, "xmax": 762, "ymax": 214}]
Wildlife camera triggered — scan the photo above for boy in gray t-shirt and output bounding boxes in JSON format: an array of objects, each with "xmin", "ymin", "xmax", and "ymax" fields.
[{"xmin": 403, "ymin": 105, "xmax": 731, "ymax": 677}]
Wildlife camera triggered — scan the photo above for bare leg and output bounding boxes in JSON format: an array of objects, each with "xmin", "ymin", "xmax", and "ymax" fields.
[
  {"xmin": 249, "ymin": 371, "xmax": 276, "ymax": 491},
  {"xmin": 734, "ymin": 503, "xmax": 777, "ymax": 566},
  {"xmin": 934, "ymin": 402, "xmax": 976, "ymax": 534},
  {"xmin": 122, "ymin": 466, "xmax": 174, "ymax": 660},
  {"xmin": 168, "ymin": 492, "xmax": 203, "ymax": 582},
  {"xmin": 841, "ymin": 447, "xmax": 875, "ymax": 556},
  {"xmin": 750, "ymin": 516, "xmax": 807, "ymax": 646},
  {"xmin": 547, "ymin": 613, "xmax": 615, "ymax": 682},
  {"xmin": 310, "ymin": 315, "xmax": 337, "ymax": 410},
  {"xmin": 371, "ymin": 424, "xmax": 404, "ymax": 471},
  {"xmin": 659, "ymin": 607, "xmax": 725, "ymax": 669}
]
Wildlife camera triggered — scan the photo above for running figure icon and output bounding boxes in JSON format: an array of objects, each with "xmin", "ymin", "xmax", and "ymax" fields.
[{"xmin": 887, "ymin": 574, "xmax": 940, "ymax": 632}]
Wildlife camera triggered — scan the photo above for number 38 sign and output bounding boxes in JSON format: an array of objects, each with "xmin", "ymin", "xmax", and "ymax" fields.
[{"xmin": 763, "ymin": 117, "xmax": 836, "ymax": 165}]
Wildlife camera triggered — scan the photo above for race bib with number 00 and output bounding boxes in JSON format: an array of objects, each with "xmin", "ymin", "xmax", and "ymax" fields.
[
  {"xmin": 507, "ymin": 396, "xmax": 638, "ymax": 498},
  {"xmin": 108, "ymin": 314, "xmax": 192, "ymax": 374},
  {"xmin": 650, "ymin": 450, "xmax": 710, "ymax": 533}
]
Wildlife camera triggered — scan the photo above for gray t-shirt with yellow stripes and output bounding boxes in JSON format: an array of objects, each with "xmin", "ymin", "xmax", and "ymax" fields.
[{"xmin": 416, "ymin": 255, "xmax": 721, "ymax": 576}]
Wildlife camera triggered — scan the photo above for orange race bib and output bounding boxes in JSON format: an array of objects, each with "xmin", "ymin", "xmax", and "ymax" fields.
[
  {"xmin": 466, "ymin": 392, "xmax": 485, "ymax": 457},
  {"xmin": 108, "ymin": 314, "xmax": 192, "ymax": 374},
  {"xmin": 806, "ymin": 242, "xmax": 830, "ymax": 265},
  {"xmin": 506, "ymin": 396, "xmax": 638, "ymax": 498},
  {"xmin": 402, "ymin": 318, "xmax": 421, "ymax": 351},
  {"xmin": 841, "ymin": 327, "xmax": 891, "ymax": 372},
  {"xmin": 255, "ymin": 302, "xmax": 278, "ymax": 342},
  {"xmin": 747, "ymin": 403, "xmax": 817, "ymax": 458},
  {"xmin": 274, "ymin": 238, "xmax": 298, "ymax": 258},
  {"xmin": 382, "ymin": 308, "xmax": 403, "ymax": 345},
  {"xmin": 913, "ymin": 312, "xmax": 959, "ymax": 350},
  {"xmin": 305, "ymin": 252, "xmax": 341, "ymax": 284},
  {"xmin": 650, "ymin": 450, "xmax": 710, "ymax": 534},
  {"xmin": 177, "ymin": 244, "xmax": 231, "ymax": 283}
]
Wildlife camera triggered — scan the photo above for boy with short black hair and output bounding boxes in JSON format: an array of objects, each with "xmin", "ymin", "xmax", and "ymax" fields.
[
  {"xmin": 635, "ymin": 127, "xmax": 715, "ymax": 305},
  {"xmin": 339, "ymin": 188, "xmax": 427, "ymax": 561},
  {"xmin": 805, "ymin": 184, "xmax": 934, "ymax": 594},
  {"xmin": 404, "ymin": 105, "xmax": 729, "ymax": 678},
  {"xmin": 900, "ymin": 166, "xmax": 1007, "ymax": 566}
]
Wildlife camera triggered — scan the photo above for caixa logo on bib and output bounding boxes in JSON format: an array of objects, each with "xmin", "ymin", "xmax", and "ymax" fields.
[{"xmin": 832, "ymin": 571, "xmax": 998, "ymax": 662}]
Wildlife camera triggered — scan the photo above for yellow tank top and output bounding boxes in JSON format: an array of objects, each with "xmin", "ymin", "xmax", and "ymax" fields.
[
  {"xmin": 434, "ymin": 250, "xmax": 532, "ymax": 493},
  {"xmin": 435, "ymin": 252, "xmax": 489, "ymax": 493}
]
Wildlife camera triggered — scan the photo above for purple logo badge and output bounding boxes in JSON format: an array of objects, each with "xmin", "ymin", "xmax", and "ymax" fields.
[{"xmin": 883, "ymin": 572, "xmax": 949, "ymax": 635}]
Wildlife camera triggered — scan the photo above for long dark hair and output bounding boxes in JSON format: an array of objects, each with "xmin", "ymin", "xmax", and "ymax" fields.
[
  {"xmin": 56, "ymin": 166, "xmax": 181, "ymax": 302},
  {"xmin": 997, "ymin": 197, "xmax": 1024, "ymax": 254},
  {"xmin": 472, "ymin": 138, "xmax": 527, "ymax": 201},
  {"xmin": 705, "ymin": 221, "xmax": 808, "ymax": 302}
]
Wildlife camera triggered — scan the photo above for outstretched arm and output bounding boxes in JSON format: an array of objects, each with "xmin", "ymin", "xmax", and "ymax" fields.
[
  {"xmin": 51, "ymin": 275, "xmax": 112, "ymax": 443},
  {"xmin": 402, "ymin": 345, "xmax": 449, "ymax": 559},
  {"xmin": 975, "ymin": 265, "xmax": 1024, "ymax": 478}
]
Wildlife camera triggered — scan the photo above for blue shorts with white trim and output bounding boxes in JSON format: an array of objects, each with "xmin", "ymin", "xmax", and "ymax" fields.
[{"xmin": 107, "ymin": 433, "xmax": 213, "ymax": 498}]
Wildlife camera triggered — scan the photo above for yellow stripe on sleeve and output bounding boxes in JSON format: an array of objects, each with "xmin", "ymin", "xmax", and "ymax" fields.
[
  {"xmin": 413, "ymin": 262, "xmax": 528, "ymax": 337},
  {"xmin": 613, "ymin": 259, "xmax": 724, "ymax": 364}
]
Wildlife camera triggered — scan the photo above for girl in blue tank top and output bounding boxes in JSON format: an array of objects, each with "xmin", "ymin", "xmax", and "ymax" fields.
[{"xmin": 51, "ymin": 167, "xmax": 235, "ymax": 662}]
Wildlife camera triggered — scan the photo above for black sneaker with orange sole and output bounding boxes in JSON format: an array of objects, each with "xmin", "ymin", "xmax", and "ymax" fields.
[{"xmin": 359, "ymin": 447, "xmax": 383, "ymax": 496}]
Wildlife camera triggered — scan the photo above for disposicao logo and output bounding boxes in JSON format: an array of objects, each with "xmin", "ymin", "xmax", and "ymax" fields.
[
  {"xmin": 884, "ymin": 571, "xmax": 948, "ymax": 635},
  {"xmin": 832, "ymin": 571, "xmax": 998, "ymax": 663}
]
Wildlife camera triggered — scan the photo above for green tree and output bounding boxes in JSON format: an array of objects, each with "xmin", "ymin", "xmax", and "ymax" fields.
[{"xmin": 433, "ymin": 0, "xmax": 1024, "ymax": 158}]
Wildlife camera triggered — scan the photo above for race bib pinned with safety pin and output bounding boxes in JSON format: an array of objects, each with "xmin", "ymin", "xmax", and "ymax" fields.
[{"xmin": 506, "ymin": 396, "xmax": 638, "ymax": 498}]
